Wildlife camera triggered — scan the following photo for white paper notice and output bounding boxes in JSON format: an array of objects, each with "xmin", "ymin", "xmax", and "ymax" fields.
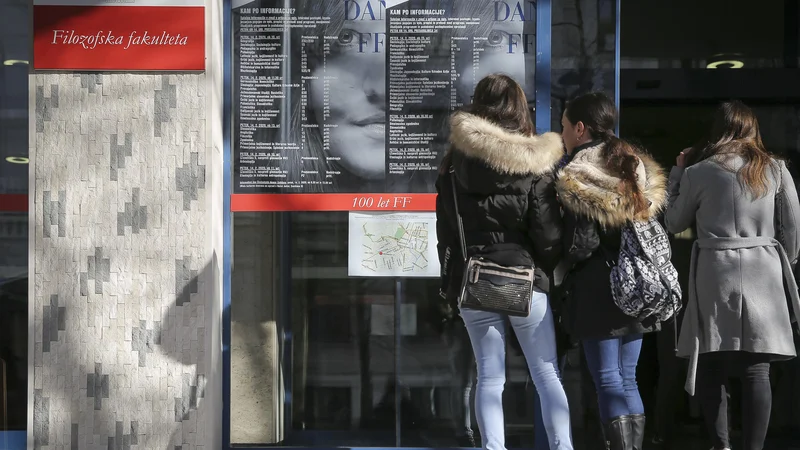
[{"xmin": 348, "ymin": 212, "xmax": 440, "ymax": 278}]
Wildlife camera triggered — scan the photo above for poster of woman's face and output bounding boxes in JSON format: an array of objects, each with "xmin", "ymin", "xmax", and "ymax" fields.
[
  {"xmin": 233, "ymin": 0, "xmax": 537, "ymax": 194},
  {"xmin": 454, "ymin": 0, "xmax": 534, "ymax": 106},
  {"xmin": 308, "ymin": 1, "xmax": 387, "ymax": 182}
]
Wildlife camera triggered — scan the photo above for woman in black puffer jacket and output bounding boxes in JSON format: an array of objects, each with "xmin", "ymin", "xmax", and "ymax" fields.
[{"xmin": 436, "ymin": 74, "xmax": 573, "ymax": 450}]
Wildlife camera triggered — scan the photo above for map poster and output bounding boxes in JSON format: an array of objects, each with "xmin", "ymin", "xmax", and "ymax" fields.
[{"xmin": 348, "ymin": 211, "xmax": 439, "ymax": 278}]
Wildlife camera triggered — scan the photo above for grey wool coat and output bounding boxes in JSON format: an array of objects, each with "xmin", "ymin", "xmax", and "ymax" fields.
[{"xmin": 665, "ymin": 155, "xmax": 800, "ymax": 395}]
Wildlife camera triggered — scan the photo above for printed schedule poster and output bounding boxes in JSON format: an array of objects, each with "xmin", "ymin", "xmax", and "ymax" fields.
[
  {"xmin": 232, "ymin": 0, "xmax": 536, "ymax": 203},
  {"xmin": 348, "ymin": 211, "xmax": 439, "ymax": 277}
]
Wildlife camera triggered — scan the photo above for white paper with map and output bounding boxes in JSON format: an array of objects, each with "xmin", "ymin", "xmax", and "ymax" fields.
[{"xmin": 348, "ymin": 212, "xmax": 440, "ymax": 277}]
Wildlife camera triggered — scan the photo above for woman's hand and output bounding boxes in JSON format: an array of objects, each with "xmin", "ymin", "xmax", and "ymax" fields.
[{"xmin": 676, "ymin": 147, "xmax": 692, "ymax": 168}]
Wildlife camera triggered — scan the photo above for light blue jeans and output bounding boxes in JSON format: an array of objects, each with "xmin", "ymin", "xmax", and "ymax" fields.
[
  {"xmin": 460, "ymin": 290, "xmax": 573, "ymax": 450},
  {"xmin": 534, "ymin": 355, "xmax": 567, "ymax": 450}
]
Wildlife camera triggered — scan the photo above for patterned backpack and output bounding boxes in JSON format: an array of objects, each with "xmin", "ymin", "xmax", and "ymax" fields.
[{"xmin": 608, "ymin": 217, "xmax": 682, "ymax": 322}]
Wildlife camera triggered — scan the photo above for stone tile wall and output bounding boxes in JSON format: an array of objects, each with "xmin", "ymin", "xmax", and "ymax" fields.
[{"xmin": 31, "ymin": 73, "xmax": 211, "ymax": 450}]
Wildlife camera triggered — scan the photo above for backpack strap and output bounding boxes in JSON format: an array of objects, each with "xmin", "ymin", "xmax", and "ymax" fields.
[{"xmin": 597, "ymin": 241, "xmax": 616, "ymax": 268}]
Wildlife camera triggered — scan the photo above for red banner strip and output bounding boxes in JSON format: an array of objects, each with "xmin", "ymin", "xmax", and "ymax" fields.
[
  {"xmin": 0, "ymin": 194, "xmax": 437, "ymax": 213},
  {"xmin": 0, "ymin": 195, "xmax": 29, "ymax": 213},
  {"xmin": 231, "ymin": 193, "xmax": 437, "ymax": 212}
]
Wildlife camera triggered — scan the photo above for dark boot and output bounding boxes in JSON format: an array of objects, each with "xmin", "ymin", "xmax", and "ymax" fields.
[
  {"xmin": 603, "ymin": 416, "xmax": 634, "ymax": 450},
  {"xmin": 628, "ymin": 414, "xmax": 645, "ymax": 450},
  {"xmin": 600, "ymin": 422, "xmax": 610, "ymax": 450}
]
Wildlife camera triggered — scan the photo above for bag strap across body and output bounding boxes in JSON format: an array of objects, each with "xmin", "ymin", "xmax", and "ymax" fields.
[
  {"xmin": 449, "ymin": 167, "xmax": 468, "ymax": 265},
  {"xmin": 448, "ymin": 167, "xmax": 535, "ymax": 318}
]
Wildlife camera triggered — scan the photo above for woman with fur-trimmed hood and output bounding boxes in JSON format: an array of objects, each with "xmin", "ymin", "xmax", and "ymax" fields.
[
  {"xmin": 556, "ymin": 92, "xmax": 667, "ymax": 450},
  {"xmin": 436, "ymin": 74, "xmax": 573, "ymax": 450}
]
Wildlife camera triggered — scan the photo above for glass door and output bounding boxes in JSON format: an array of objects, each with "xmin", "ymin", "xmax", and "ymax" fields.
[{"xmin": 618, "ymin": 1, "xmax": 800, "ymax": 446}]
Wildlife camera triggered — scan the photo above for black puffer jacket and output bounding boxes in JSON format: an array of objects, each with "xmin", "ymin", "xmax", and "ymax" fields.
[
  {"xmin": 555, "ymin": 141, "xmax": 667, "ymax": 339},
  {"xmin": 436, "ymin": 112, "xmax": 565, "ymax": 307}
]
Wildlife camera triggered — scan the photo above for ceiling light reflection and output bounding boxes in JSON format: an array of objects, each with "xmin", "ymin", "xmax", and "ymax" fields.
[
  {"xmin": 3, "ymin": 60, "xmax": 29, "ymax": 66},
  {"xmin": 707, "ymin": 60, "xmax": 744, "ymax": 69},
  {"xmin": 5, "ymin": 157, "xmax": 29, "ymax": 164}
]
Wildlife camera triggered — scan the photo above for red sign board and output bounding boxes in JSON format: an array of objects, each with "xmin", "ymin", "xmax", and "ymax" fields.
[
  {"xmin": 33, "ymin": 0, "xmax": 205, "ymax": 71},
  {"xmin": 230, "ymin": 194, "xmax": 438, "ymax": 212}
]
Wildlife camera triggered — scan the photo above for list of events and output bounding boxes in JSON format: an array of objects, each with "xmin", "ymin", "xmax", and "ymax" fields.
[{"xmin": 233, "ymin": 0, "xmax": 536, "ymax": 196}]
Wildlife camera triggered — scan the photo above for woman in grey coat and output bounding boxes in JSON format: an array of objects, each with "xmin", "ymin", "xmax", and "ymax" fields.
[{"xmin": 664, "ymin": 100, "xmax": 800, "ymax": 450}]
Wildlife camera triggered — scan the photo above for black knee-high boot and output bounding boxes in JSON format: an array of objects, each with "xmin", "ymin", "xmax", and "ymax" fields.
[
  {"xmin": 603, "ymin": 416, "xmax": 634, "ymax": 450},
  {"xmin": 628, "ymin": 414, "xmax": 645, "ymax": 450}
]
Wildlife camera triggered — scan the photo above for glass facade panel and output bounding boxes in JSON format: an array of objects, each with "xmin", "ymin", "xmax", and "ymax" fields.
[
  {"xmin": 229, "ymin": 0, "xmax": 547, "ymax": 446},
  {"xmin": 227, "ymin": 0, "xmax": 800, "ymax": 448},
  {"xmin": 617, "ymin": 0, "xmax": 800, "ymax": 444},
  {"xmin": 621, "ymin": 0, "xmax": 797, "ymax": 70},
  {"xmin": 550, "ymin": 0, "xmax": 618, "ymax": 131},
  {"xmin": 619, "ymin": 100, "xmax": 800, "ymax": 444},
  {"xmin": 0, "ymin": 0, "xmax": 29, "ymax": 441},
  {"xmin": 289, "ymin": 212, "xmax": 397, "ymax": 446}
]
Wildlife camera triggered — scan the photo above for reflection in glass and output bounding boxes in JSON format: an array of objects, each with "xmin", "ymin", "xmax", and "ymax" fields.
[
  {"xmin": 285, "ymin": 211, "xmax": 544, "ymax": 447},
  {"xmin": 551, "ymin": 0, "xmax": 617, "ymax": 132},
  {"xmin": 0, "ymin": 268, "xmax": 27, "ymax": 431},
  {"xmin": 620, "ymin": 0, "xmax": 796, "ymax": 70},
  {"xmin": 288, "ymin": 212, "xmax": 397, "ymax": 446},
  {"xmin": 397, "ymin": 284, "xmax": 541, "ymax": 447},
  {"xmin": 0, "ymin": 0, "xmax": 30, "ymax": 437}
]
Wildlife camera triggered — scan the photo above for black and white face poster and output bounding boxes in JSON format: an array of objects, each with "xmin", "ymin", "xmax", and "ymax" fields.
[{"xmin": 232, "ymin": 0, "xmax": 536, "ymax": 204}]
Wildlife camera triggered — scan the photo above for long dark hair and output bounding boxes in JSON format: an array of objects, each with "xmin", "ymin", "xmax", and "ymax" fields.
[
  {"xmin": 564, "ymin": 92, "xmax": 648, "ymax": 214},
  {"xmin": 687, "ymin": 100, "xmax": 775, "ymax": 198},
  {"xmin": 464, "ymin": 73, "xmax": 535, "ymax": 136},
  {"xmin": 440, "ymin": 74, "xmax": 534, "ymax": 173}
]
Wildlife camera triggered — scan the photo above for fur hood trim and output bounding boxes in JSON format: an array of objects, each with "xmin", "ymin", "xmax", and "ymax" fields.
[
  {"xmin": 449, "ymin": 111, "xmax": 564, "ymax": 176},
  {"xmin": 556, "ymin": 144, "xmax": 667, "ymax": 228}
]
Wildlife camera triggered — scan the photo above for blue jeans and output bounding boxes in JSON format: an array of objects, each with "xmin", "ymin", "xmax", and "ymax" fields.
[
  {"xmin": 461, "ymin": 290, "xmax": 573, "ymax": 450},
  {"xmin": 582, "ymin": 335, "xmax": 644, "ymax": 423},
  {"xmin": 533, "ymin": 355, "xmax": 567, "ymax": 450}
]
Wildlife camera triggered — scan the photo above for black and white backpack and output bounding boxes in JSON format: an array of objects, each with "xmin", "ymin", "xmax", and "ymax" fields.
[{"xmin": 608, "ymin": 217, "xmax": 682, "ymax": 322}]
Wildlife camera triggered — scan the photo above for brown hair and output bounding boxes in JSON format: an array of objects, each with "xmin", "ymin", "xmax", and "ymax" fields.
[
  {"xmin": 688, "ymin": 100, "xmax": 775, "ymax": 198},
  {"xmin": 440, "ymin": 74, "xmax": 534, "ymax": 173},
  {"xmin": 564, "ymin": 92, "xmax": 649, "ymax": 214},
  {"xmin": 465, "ymin": 74, "xmax": 534, "ymax": 135}
]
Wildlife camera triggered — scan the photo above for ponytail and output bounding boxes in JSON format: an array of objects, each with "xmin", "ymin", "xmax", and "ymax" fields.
[
  {"xmin": 564, "ymin": 92, "xmax": 648, "ymax": 214},
  {"xmin": 603, "ymin": 137, "xmax": 649, "ymax": 216}
]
